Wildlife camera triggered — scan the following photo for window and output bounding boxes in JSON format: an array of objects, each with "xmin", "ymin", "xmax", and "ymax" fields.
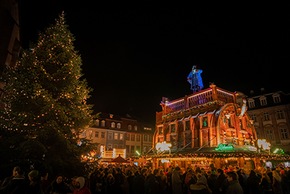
[
  {"xmin": 136, "ymin": 134, "xmax": 141, "ymax": 141},
  {"xmin": 158, "ymin": 126, "xmax": 163, "ymax": 134},
  {"xmin": 101, "ymin": 132, "xmax": 105, "ymax": 138},
  {"xmin": 265, "ymin": 128, "xmax": 274, "ymax": 141},
  {"xmin": 107, "ymin": 144, "xmax": 112, "ymax": 150},
  {"xmin": 96, "ymin": 119, "xmax": 100, "ymax": 126},
  {"xmin": 118, "ymin": 145, "xmax": 123, "ymax": 149},
  {"xmin": 143, "ymin": 146, "xmax": 147, "ymax": 153},
  {"xmin": 170, "ymin": 124, "xmax": 176, "ymax": 133},
  {"xmin": 128, "ymin": 125, "xmax": 132, "ymax": 130},
  {"xmin": 108, "ymin": 132, "xmax": 113, "ymax": 140},
  {"xmin": 202, "ymin": 117, "xmax": 208, "ymax": 127},
  {"xmin": 131, "ymin": 134, "xmax": 135, "ymax": 141},
  {"xmin": 248, "ymin": 99, "xmax": 255, "ymax": 108},
  {"xmin": 250, "ymin": 114, "xmax": 257, "ymax": 122},
  {"xmin": 114, "ymin": 132, "xmax": 118, "ymax": 140},
  {"xmin": 280, "ymin": 128, "xmax": 289, "ymax": 139},
  {"xmin": 144, "ymin": 134, "xmax": 148, "ymax": 141},
  {"xmin": 126, "ymin": 134, "xmax": 130, "ymax": 140},
  {"xmin": 117, "ymin": 123, "xmax": 121, "ymax": 129},
  {"xmin": 276, "ymin": 110, "xmax": 285, "ymax": 120},
  {"xmin": 260, "ymin": 96, "xmax": 267, "ymax": 106},
  {"xmin": 149, "ymin": 135, "xmax": 152, "ymax": 141},
  {"xmin": 134, "ymin": 125, "xmax": 138, "ymax": 131},
  {"xmin": 120, "ymin": 134, "xmax": 124, "ymax": 140},
  {"xmin": 101, "ymin": 120, "xmax": 105, "ymax": 127},
  {"xmin": 111, "ymin": 122, "xmax": 116, "ymax": 128},
  {"xmin": 273, "ymin": 93, "xmax": 281, "ymax": 103},
  {"xmin": 263, "ymin": 112, "xmax": 270, "ymax": 121},
  {"xmin": 185, "ymin": 120, "xmax": 190, "ymax": 131},
  {"xmin": 95, "ymin": 132, "xmax": 99, "ymax": 138},
  {"xmin": 131, "ymin": 146, "xmax": 135, "ymax": 153}
]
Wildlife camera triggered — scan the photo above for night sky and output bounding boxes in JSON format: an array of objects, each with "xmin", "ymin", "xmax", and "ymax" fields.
[{"xmin": 19, "ymin": 2, "xmax": 290, "ymax": 123}]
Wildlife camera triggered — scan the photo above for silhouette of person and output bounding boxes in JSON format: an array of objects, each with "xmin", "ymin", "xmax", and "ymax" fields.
[{"xmin": 187, "ymin": 65, "xmax": 204, "ymax": 92}]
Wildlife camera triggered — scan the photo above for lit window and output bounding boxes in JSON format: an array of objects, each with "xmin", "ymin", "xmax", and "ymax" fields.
[
  {"xmin": 108, "ymin": 132, "xmax": 113, "ymax": 140},
  {"xmin": 126, "ymin": 134, "xmax": 130, "ymax": 140},
  {"xmin": 120, "ymin": 134, "xmax": 124, "ymax": 140},
  {"xmin": 114, "ymin": 132, "xmax": 118, "ymax": 140},
  {"xmin": 101, "ymin": 132, "xmax": 105, "ymax": 138},
  {"xmin": 128, "ymin": 125, "xmax": 132, "ymax": 130},
  {"xmin": 134, "ymin": 125, "xmax": 138, "ymax": 131},
  {"xmin": 117, "ymin": 123, "xmax": 121, "ymax": 129},
  {"xmin": 248, "ymin": 98, "xmax": 255, "ymax": 108},
  {"xmin": 273, "ymin": 93, "xmax": 281, "ymax": 103},
  {"xmin": 280, "ymin": 128, "xmax": 289, "ymax": 139},
  {"xmin": 95, "ymin": 132, "xmax": 99, "ymax": 138},
  {"xmin": 276, "ymin": 110, "xmax": 285, "ymax": 120},
  {"xmin": 111, "ymin": 122, "xmax": 116, "ymax": 128},
  {"xmin": 170, "ymin": 124, "xmax": 176, "ymax": 133},
  {"xmin": 96, "ymin": 119, "xmax": 100, "ymax": 126},
  {"xmin": 203, "ymin": 117, "xmax": 208, "ymax": 127},
  {"xmin": 131, "ymin": 134, "xmax": 135, "ymax": 141},
  {"xmin": 260, "ymin": 96, "xmax": 267, "ymax": 106},
  {"xmin": 136, "ymin": 134, "xmax": 141, "ymax": 141},
  {"xmin": 250, "ymin": 114, "xmax": 257, "ymax": 122},
  {"xmin": 265, "ymin": 128, "xmax": 274, "ymax": 140},
  {"xmin": 101, "ymin": 120, "xmax": 105, "ymax": 127},
  {"xmin": 263, "ymin": 112, "xmax": 270, "ymax": 121},
  {"xmin": 158, "ymin": 126, "xmax": 163, "ymax": 134}
]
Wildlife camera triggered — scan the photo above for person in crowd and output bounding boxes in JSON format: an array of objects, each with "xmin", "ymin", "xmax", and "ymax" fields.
[
  {"xmin": 73, "ymin": 176, "xmax": 91, "ymax": 194},
  {"xmin": 246, "ymin": 170, "xmax": 261, "ymax": 194},
  {"xmin": 272, "ymin": 169, "xmax": 283, "ymax": 194},
  {"xmin": 207, "ymin": 169, "xmax": 218, "ymax": 193},
  {"xmin": 68, "ymin": 176, "xmax": 78, "ymax": 194},
  {"xmin": 47, "ymin": 174, "xmax": 71, "ymax": 194},
  {"xmin": 157, "ymin": 169, "xmax": 169, "ymax": 194},
  {"xmin": 213, "ymin": 168, "xmax": 228, "ymax": 194},
  {"xmin": 0, "ymin": 165, "xmax": 27, "ymax": 193},
  {"xmin": 183, "ymin": 169, "xmax": 196, "ymax": 194},
  {"xmin": 132, "ymin": 168, "xmax": 147, "ymax": 194},
  {"xmin": 144, "ymin": 168, "xmax": 161, "ymax": 194},
  {"xmin": 225, "ymin": 171, "xmax": 243, "ymax": 194},
  {"xmin": 171, "ymin": 166, "xmax": 183, "ymax": 194},
  {"xmin": 25, "ymin": 169, "xmax": 43, "ymax": 194},
  {"xmin": 105, "ymin": 173, "xmax": 118, "ymax": 194},
  {"xmin": 40, "ymin": 170, "xmax": 51, "ymax": 194},
  {"xmin": 189, "ymin": 172, "xmax": 211, "ymax": 194},
  {"xmin": 259, "ymin": 172, "xmax": 273, "ymax": 194}
]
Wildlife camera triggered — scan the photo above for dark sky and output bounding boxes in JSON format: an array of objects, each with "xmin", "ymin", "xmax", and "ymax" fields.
[{"xmin": 19, "ymin": 2, "xmax": 290, "ymax": 123}]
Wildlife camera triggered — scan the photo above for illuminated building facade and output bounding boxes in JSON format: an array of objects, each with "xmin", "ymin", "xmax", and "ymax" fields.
[
  {"xmin": 152, "ymin": 83, "xmax": 289, "ymax": 170},
  {"xmin": 245, "ymin": 89, "xmax": 290, "ymax": 152},
  {"xmin": 80, "ymin": 113, "xmax": 154, "ymax": 162}
]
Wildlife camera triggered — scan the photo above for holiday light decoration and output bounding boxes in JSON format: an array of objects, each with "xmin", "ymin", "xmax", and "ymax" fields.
[{"xmin": 0, "ymin": 12, "xmax": 95, "ymax": 174}]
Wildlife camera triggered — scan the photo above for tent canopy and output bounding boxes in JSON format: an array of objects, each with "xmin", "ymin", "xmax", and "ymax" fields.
[{"xmin": 111, "ymin": 154, "xmax": 130, "ymax": 163}]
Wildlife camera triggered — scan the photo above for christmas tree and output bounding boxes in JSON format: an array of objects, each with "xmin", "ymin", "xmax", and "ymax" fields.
[{"xmin": 0, "ymin": 12, "xmax": 95, "ymax": 177}]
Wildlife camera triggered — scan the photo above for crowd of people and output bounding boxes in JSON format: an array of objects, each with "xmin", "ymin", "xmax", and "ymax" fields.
[{"xmin": 0, "ymin": 163, "xmax": 290, "ymax": 194}]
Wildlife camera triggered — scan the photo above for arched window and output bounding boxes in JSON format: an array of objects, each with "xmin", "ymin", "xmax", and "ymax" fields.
[
  {"xmin": 95, "ymin": 119, "xmax": 100, "ymax": 126},
  {"xmin": 101, "ymin": 120, "xmax": 105, "ymax": 127}
]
